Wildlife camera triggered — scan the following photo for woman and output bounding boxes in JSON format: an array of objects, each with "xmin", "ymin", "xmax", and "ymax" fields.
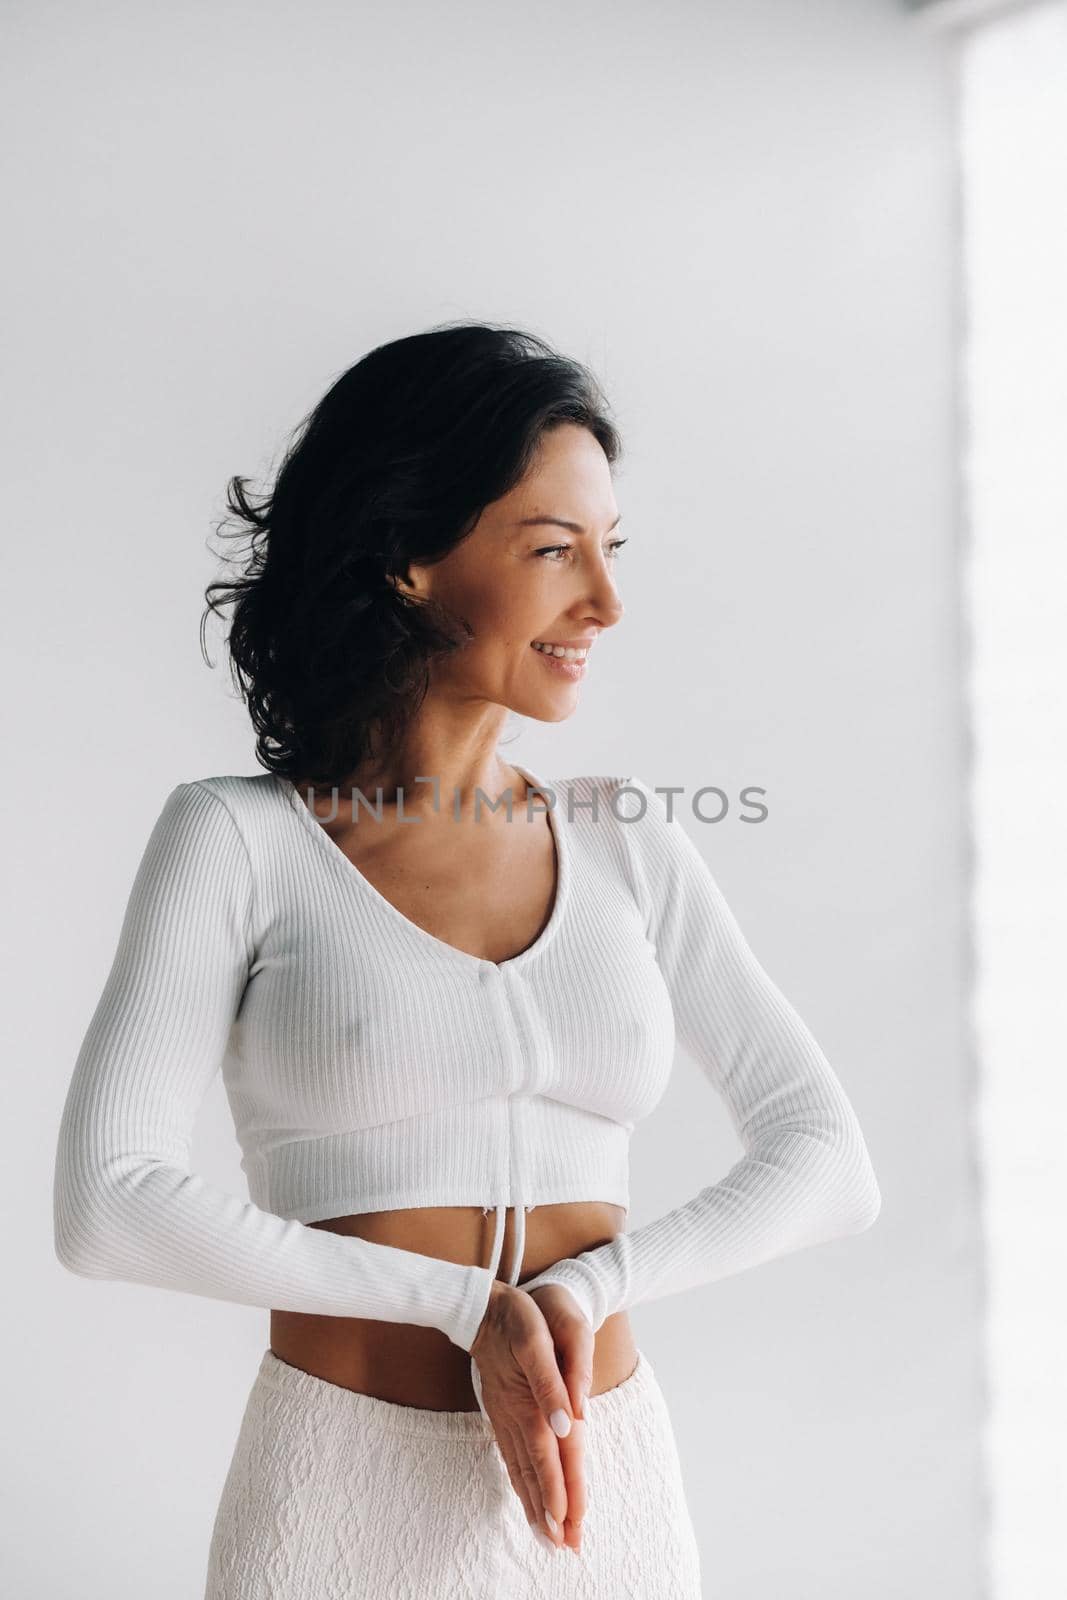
[{"xmin": 53, "ymin": 322, "xmax": 881, "ymax": 1598}]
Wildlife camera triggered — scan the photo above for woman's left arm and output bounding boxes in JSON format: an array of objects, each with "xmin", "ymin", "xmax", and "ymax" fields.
[{"xmin": 520, "ymin": 775, "xmax": 882, "ymax": 1331}]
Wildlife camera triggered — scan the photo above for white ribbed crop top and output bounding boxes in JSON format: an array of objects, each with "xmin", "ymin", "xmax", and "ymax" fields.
[{"xmin": 53, "ymin": 764, "xmax": 881, "ymax": 1376}]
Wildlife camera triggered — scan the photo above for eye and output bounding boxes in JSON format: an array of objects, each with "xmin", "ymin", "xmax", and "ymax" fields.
[{"xmin": 535, "ymin": 539, "xmax": 628, "ymax": 563}]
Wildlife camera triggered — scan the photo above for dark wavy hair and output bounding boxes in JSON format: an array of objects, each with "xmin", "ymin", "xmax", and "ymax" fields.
[{"xmin": 200, "ymin": 322, "xmax": 622, "ymax": 791}]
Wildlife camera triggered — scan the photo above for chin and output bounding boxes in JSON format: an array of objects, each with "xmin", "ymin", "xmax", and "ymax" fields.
[{"xmin": 507, "ymin": 695, "xmax": 578, "ymax": 725}]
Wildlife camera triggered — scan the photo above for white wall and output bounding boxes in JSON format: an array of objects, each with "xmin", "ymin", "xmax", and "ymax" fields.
[
  {"xmin": 960, "ymin": 5, "xmax": 1067, "ymax": 1596},
  {"xmin": 2, "ymin": 2, "xmax": 975, "ymax": 1594}
]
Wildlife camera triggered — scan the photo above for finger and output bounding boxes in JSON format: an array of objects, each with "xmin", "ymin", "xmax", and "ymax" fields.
[
  {"xmin": 510, "ymin": 1331, "xmax": 573, "ymax": 1534},
  {"xmin": 497, "ymin": 1420, "xmax": 537, "ymax": 1530},
  {"xmin": 518, "ymin": 1331, "xmax": 578, "ymax": 1444},
  {"xmin": 558, "ymin": 1418, "xmax": 588, "ymax": 1551},
  {"xmin": 549, "ymin": 1317, "xmax": 591, "ymax": 1551},
  {"xmin": 553, "ymin": 1315, "xmax": 594, "ymax": 1423},
  {"xmin": 512, "ymin": 1422, "xmax": 561, "ymax": 1544},
  {"xmin": 519, "ymin": 1413, "xmax": 568, "ymax": 1541}
]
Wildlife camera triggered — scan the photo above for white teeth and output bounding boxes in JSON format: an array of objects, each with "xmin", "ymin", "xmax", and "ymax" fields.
[{"xmin": 531, "ymin": 641, "xmax": 589, "ymax": 660}]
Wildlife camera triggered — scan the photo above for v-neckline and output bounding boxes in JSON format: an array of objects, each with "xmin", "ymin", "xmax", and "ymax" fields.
[{"xmin": 274, "ymin": 761, "xmax": 569, "ymax": 974}]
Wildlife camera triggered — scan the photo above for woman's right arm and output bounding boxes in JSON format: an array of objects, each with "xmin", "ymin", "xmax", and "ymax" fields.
[{"xmin": 52, "ymin": 780, "xmax": 496, "ymax": 1355}]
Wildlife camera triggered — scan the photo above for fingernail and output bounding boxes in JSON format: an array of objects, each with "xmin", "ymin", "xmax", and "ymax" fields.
[
  {"xmin": 535, "ymin": 1529, "xmax": 560, "ymax": 1556},
  {"xmin": 545, "ymin": 1511, "xmax": 559, "ymax": 1535},
  {"xmin": 549, "ymin": 1408, "xmax": 571, "ymax": 1438}
]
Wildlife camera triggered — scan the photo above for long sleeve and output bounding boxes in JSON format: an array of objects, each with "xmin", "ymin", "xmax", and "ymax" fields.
[
  {"xmin": 519, "ymin": 775, "xmax": 881, "ymax": 1331},
  {"xmin": 52, "ymin": 780, "xmax": 495, "ymax": 1354}
]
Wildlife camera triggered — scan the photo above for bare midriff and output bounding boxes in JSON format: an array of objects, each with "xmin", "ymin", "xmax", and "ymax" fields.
[{"xmin": 270, "ymin": 1200, "xmax": 635, "ymax": 1411}]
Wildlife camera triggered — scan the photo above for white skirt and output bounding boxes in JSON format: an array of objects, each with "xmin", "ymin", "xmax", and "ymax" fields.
[{"xmin": 204, "ymin": 1345, "xmax": 703, "ymax": 1598}]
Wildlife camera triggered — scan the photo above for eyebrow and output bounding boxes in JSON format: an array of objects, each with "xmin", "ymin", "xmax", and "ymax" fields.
[{"xmin": 513, "ymin": 513, "xmax": 623, "ymax": 535}]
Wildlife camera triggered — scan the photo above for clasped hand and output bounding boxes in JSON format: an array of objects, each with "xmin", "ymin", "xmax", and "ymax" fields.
[{"xmin": 469, "ymin": 1280, "xmax": 593, "ymax": 1556}]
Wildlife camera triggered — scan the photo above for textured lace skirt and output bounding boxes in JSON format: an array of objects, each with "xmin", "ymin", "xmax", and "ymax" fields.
[{"xmin": 204, "ymin": 1345, "xmax": 703, "ymax": 1598}]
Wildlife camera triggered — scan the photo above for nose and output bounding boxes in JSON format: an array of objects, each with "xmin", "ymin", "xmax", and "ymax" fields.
[
  {"xmin": 597, "ymin": 596, "xmax": 625, "ymax": 631},
  {"xmin": 588, "ymin": 567, "xmax": 625, "ymax": 632}
]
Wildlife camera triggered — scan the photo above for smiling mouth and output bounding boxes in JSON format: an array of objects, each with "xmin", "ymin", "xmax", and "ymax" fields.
[
  {"xmin": 530, "ymin": 641, "xmax": 592, "ymax": 662},
  {"xmin": 530, "ymin": 641, "xmax": 588, "ymax": 678}
]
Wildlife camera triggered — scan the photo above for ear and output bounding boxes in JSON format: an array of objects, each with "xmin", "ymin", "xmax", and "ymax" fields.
[{"xmin": 386, "ymin": 565, "xmax": 421, "ymax": 599}]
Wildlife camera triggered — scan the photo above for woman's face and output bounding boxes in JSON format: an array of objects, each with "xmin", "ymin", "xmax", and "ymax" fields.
[{"xmin": 397, "ymin": 422, "xmax": 626, "ymax": 723}]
